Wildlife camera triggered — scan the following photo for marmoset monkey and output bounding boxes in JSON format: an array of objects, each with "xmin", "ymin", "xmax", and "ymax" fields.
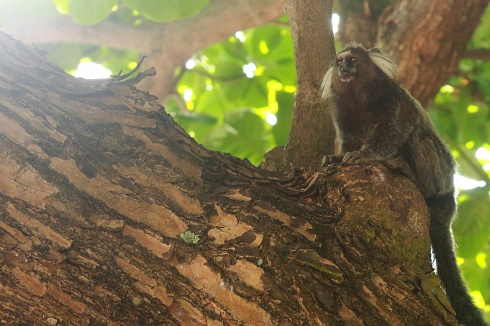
[{"xmin": 321, "ymin": 43, "xmax": 487, "ymax": 326}]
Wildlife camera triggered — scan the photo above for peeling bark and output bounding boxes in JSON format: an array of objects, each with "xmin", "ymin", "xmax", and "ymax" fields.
[{"xmin": 0, "ymin": 32, "xmax": 461, "ymax": 325}]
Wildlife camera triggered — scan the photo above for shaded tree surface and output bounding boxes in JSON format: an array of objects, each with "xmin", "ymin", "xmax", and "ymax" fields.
[{"xmin": 0, "ymin": 31, "xmax": 463, "ymax": 325}]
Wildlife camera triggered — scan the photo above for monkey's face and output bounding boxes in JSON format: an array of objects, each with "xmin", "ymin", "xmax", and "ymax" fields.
[
  {"xmin": 322, "ymin": 44, "xmax": 397, "ymax": 99},
  {"xmin": 334, "ymin": 51, "xmax": 359, "ymax": 83}
]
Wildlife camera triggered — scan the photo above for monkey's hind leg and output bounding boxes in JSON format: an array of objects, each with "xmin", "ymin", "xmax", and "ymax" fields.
[{"xmin": 427, "ymin": 192, "xmax": 488, "ymax": 326}]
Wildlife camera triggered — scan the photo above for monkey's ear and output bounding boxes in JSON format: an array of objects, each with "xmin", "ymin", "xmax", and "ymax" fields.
[
  {"xmin": 321, "ymin": 66, "xmax": 334, "ymax": 100},
  {"xmin": 368, "ymin": 48, "xmax": 398, "ymax": 79}
]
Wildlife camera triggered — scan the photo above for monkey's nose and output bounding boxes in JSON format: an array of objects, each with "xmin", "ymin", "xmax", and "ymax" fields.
[{"xmin": 338, "ymin": 70, "xmax": 355, "ymax": 82}]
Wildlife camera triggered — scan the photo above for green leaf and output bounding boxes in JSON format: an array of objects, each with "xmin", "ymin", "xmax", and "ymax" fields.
[
  {"xmin": 52, "ymin": 0, "xmax": 70, "ymax": 14},
  {"xmin": 471, "ymin": 5, "xmax": 490, "ymax": 48},
  {"xmin": 122, "ymin": 0, "xmax": 210, "ymax": 23},
  {"xmin": 174, "ymin": 111, "xmax": 218, "ymax": 125},
  {"xmin": 453, "ymin": 188, "xmax": 490, "ymax": 257},
  {"xmin": 54, "ymin": 0, "xmax": 118, "ymax": 25},
  {"xmin": 44, "ymin": 43, "xmax": 87, "ymax": 70},
  {"xmin": 273, "ymin": 91, "xmax": 294, "ymax": 146},
  {"xmin": 87, "ymin": 46, "xmax": 140, "ymax": 75},
  {"xmin": 180, "ymin": 231, "xmax": 200, "ymax": 244},
  {"xmin": 203, "ymin": 109, "xmax": 271, "ymax": 165}
]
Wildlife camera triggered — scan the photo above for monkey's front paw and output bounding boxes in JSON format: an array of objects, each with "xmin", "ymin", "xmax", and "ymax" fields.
[
  {"xmin": 342, "ymin": 151, "xmax": 375, "ymax": 164},
  {"xmin": 321, "ymin": 154, "xmax": 344, "ymax": 167}
]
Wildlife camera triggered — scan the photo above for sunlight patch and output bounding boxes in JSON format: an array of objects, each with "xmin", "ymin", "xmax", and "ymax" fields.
[
  {"xmin": 476, "ymin": 253, "xmax": 487, "ymax": 269},
  {"xmin": 235, "ymin": 31, "xmax": 246, "ymax": 42},
  {"xmin": 332, "ymin": 13, "xmax": 340, "ymax": 34},
  {"xmin": 440, "ymin": 85, "xmax": 454, "ymax": 93},
  {"xmin": 73, "ymin": 61, "xmax": 111, "ymax": 80},
  {"xmin": 454, "ymin": 174, "xmax": 486, "ymax": 190},
  {"xmin": 266, "ymin": 113, "xmax": 277, "ymax": 126},
  {"xmin": 186, "ymin": 59, "xmax": 196, "ymax": 69},
  {"xmin": 243, "ymin": 63, "xmax": 256, "ymax": 78}
]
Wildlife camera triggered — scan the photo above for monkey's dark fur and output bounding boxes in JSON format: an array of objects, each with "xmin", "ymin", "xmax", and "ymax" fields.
[{"xmin": 322, "ymin": 43, "xmax": 487, "ymax": 326}]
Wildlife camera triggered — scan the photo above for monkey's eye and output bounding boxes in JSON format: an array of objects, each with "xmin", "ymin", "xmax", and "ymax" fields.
[
  {"xmin": 345, "ymin": 57, "xmax": 358, "ymax": 64},
  {"xmin": 335, "ymin": 55, "xmax": 358, "ymax": 66}
]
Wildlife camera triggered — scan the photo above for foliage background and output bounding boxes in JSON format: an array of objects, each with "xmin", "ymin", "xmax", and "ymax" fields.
[{"xmin": 1, "ymin": 0, "xmax": 489, "ymax": 317}]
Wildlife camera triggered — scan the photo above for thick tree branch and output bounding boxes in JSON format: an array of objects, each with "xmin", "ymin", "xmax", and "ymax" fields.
[
  {"xmin": 464, "ymin": 48, "xmax": 490, "ymax": 61},
  {"xmin": 283, "ymin": 0, "xmax": 336, "ymax": 171},
  {"xmin": 0, "ymin": 27, "xmax": 464, "ymax": 326},
  {"xmin": 3, "ymin": 17, "xmax": 150, "ymax": 52},
  {"xmin": 378, "ymin": 0, "xmax": 489, "ymax": 107},
  {"xmin": 2, "ymin": 0, "xmax": 286, "ymax": 101}
]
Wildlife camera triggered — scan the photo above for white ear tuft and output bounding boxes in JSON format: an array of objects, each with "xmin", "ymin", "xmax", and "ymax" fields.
[
  {"xmin": 368, "ymin": 48, "xmax": 398, "ymax": 79},
  {"xmin": 321, "ymin": 66, "xmax": 334, "ymax": 99}
]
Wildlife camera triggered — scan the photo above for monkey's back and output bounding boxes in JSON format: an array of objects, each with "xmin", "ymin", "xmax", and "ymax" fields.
[{"xmin": 399, "ymin": 91, "xmax": 456, "ymax": 197}]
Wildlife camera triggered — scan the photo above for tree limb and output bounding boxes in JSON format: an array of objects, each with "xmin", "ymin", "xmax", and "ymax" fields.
[
  {"xmin": 0, "ymin": 24, "xmax": 463, "ymax": 326},
  {"xmin": 463, "ymin": 48, "xmax": 490, "ymax": 61},
  {"xmin": 2, "ymin": 0, "xmax": 286, "ymax": 101},
  {"xmin": 283, "ymin": 0, "xmax": 336, "ymax": 171},
  {"xmin": 378, "ymin": 0, "xmax": 489, "ymax": 107}
]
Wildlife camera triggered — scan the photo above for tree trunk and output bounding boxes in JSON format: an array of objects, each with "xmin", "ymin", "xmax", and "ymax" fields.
[
  {"xmin": 283, "ymin": 0, "xmax": 336, "ymax": 170},
  {"xmin": 0, "ymin": 31, "xmax": 461, "ymax": 325},
  {"xmin": 337, "ymin": 0, "xmax": 489, "ymax": 107}
]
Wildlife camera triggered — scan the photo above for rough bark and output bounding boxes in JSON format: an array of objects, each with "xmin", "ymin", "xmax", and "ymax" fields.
[
  {"xmin": 0, "ymin": 32, "xmax": 462, "ymax": 325},
  {"xmin": 3, "ymin": 0, "xmax": 487, "ymax": 113},
  {"xmin": 283, "ymin": 0, "xmax": 336, "ymax": 171}
]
